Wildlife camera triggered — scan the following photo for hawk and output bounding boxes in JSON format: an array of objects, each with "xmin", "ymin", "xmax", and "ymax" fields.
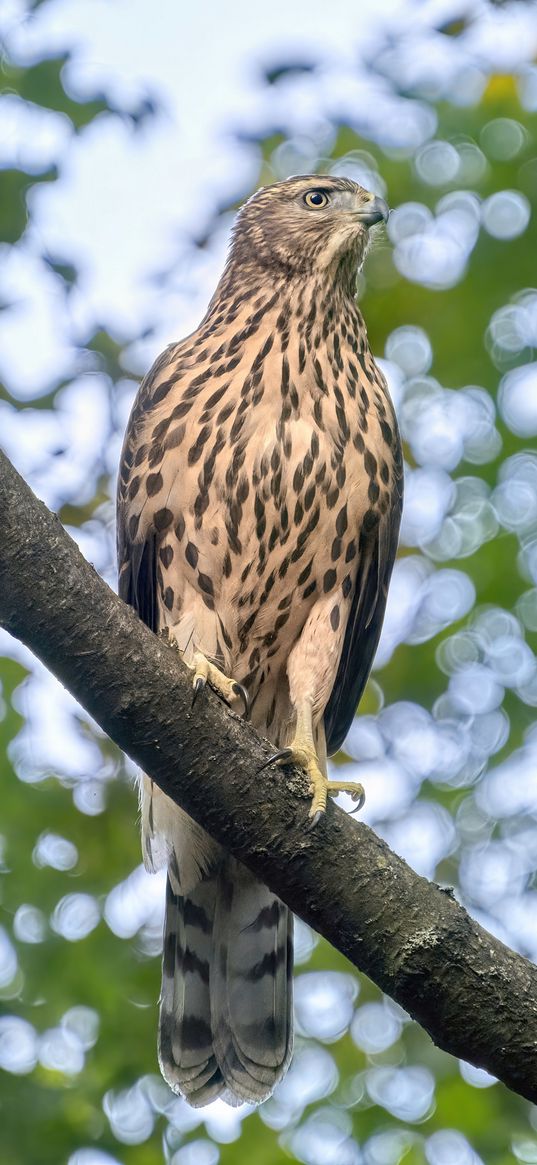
[{"xmin": 117, "ymin": 175, "xmax": 403, "ymax": 1107}]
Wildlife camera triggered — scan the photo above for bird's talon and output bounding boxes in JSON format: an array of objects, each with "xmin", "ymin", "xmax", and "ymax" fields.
[
  {"xmin": 232, "ymin": 681, "xmax": 250, "ymax": 718},
  {"xmin": 256, "ymin": 748, "xmax": 290, "ymax": 774},
  {"xmin": 257, "ymin": 738, "xmax": 366, "ymax": 822},
  {"xmin": 190, "ymin": 652, "xmax": 248, "ymax": 713},
  {"xmin": 328, "ymin": 782, "xmax": 366, "ymax": 812},
  {"xmin": 192, "ymin": 676, "xmax": 205, "ymax": 706},
  {"xmin": 347, "ymin": 787, "xmax": 363, "ymax": 815},
  {"xmin": 276, "ymin": 748, "xmax": 293, "ymax": 764}
]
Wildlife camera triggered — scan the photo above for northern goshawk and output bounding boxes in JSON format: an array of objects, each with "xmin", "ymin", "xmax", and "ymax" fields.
[{"xmin": 117, "ymin": 174, "xmax": 403, "ymax": 1107}]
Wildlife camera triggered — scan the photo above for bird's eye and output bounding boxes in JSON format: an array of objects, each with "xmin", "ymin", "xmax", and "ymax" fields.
[{"xmin": 303, "ymin": 190, "xmax": 330, "ymax": 209}]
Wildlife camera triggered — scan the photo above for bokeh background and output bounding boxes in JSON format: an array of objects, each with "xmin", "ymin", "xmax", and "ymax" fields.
[{"xmin": 1, "ymin": 0, "xmax": 537, "ymax": 1162}]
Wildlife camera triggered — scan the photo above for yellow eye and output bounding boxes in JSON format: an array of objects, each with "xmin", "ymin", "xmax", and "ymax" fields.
[{"xmin": 303, "ymin": 190, "xmax": 330, "ymax": 209}]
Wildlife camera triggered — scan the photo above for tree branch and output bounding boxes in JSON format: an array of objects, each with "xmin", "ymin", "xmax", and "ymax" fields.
[{"xmin": 0, "ymin": 448, "xmax": 536, "ymax": 1102}]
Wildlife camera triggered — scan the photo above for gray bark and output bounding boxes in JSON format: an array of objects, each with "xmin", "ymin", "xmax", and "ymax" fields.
[{"xmin": 0, "ymin": 448, "xmax": 536, "ymax": 1102}]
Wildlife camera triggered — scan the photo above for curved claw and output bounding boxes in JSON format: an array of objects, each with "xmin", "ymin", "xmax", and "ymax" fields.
[
  {"xmin": 190, "ymin": 652, "xmax": 249, "ymax": 715},
  {"xmin": 232, "ymin": 681, "xmax": 250, "ymax": 718},
  {"xmin": 191, "ymin": 675, "xmax": 205, "ymax": 707},
  {"xmin": 308, "ymin": 809, "xmax": 324, "ymax": 830},
  {"xmin": 348, "ymin": 788, "xmax": 366, "ymax": 815},
  {"xmin": 256, "ymin": 748, "xmax": 291, "ymax": 774}
]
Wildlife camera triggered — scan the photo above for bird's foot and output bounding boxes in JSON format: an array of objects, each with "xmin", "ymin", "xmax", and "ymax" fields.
[
  {"xmin": 190, "ymin": 651, "xmax": 249, "ymax": 717},
  {"xmin": 259, "ymin": 741, "xmax": 365, "ymax": 826},
  {"xmin": 158, "ymin": 627, "xmax": 180, "ymax": 650}
]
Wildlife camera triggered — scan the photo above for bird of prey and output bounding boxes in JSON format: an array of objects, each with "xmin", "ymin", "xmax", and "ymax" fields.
[{"xmin": 117, "ymin": 174, "xmax": 403, "ymax": 1108}]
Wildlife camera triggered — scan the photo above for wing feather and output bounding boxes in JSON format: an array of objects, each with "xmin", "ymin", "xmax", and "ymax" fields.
[
  {"xmin": 116, "ymin": 367, "xmax": 168, "ymax": 631},
  {"xmin": 324, "ymin": 465, "xmax": 403, "ymax": 756},
  {"xmin": 118, "ymin": 529, "xmax": 158, "ymax": 632}
]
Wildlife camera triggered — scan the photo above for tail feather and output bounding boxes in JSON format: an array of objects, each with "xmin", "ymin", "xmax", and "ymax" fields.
[
  {"xmin": 157, "ymin": 853, "xmax": 293, "ymax": 1107},
  {"xmin": 140, "ymin": 613, "xmax": 295, "ymax": 1106},
  {"xmin": 141, "ymin": 776, "xmax": 221, "ymax": 892},
  {"xmin": 159, "ymin": 875, "xmax": 219, "ymax": 1100},
  {"xmin": 212, "ymin": 858, "xmax": 293, "ymax": 1101}
]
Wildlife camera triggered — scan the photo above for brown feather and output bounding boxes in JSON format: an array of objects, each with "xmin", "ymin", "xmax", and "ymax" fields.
[{"xmin": 117, "ymin": 174, "xmax": 402, "ymax": 1107}]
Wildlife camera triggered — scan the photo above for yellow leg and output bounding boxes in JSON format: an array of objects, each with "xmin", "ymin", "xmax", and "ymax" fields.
[{"xmin": 260, "ymin": 705, "xmax": 364, "ymax": 825}]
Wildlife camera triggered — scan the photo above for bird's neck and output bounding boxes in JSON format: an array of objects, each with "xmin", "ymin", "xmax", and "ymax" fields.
[{"xmin": 205, "ymin": 252, "xmax": 360, "ymax": 331}]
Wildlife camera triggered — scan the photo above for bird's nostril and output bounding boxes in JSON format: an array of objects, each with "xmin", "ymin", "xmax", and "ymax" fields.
[{"xmin": 355, "ymin": 196, "xmax": 389, "ymax": 226}]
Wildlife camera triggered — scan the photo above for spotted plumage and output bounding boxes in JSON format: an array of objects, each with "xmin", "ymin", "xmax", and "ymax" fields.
[{"xmin": 117, "ymin": 175, "xmax": 403, "ymax": 1107}]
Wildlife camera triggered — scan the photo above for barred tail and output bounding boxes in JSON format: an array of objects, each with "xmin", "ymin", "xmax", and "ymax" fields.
[
  {"xmin": 212, "ymin": 858, "xmax": 293, "ymax": 1104},
  {"xmin": 159, "ymin": 857, "xmax": 293, "ymax": 1107},
  {"xmin": 159, "ymin": 873, "xmax": 223, "ymax": 1105}
]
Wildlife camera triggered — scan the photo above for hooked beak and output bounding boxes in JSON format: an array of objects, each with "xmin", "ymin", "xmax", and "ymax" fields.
[{"xmin": 354, "ymin": 195, "xmax": 390, "ymax": 227}]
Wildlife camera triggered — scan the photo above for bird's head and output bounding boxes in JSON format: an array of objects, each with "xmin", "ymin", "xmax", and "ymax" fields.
[{"xmin": 229, "ymin": 175, "xmax": 389, "ymax": 284}]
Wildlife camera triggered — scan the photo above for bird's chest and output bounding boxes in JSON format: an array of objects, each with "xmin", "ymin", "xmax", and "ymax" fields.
[
  {"xmin": 232, "ymin": 349, "xmax": 385, "ymax": 568},
  {"xmin": 212, "ymin": 344, "xmax": 390, "ymax": 649},
  {"xmin": 143, "ymin": 317, "xmax": 395, "ymax": 675}
]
